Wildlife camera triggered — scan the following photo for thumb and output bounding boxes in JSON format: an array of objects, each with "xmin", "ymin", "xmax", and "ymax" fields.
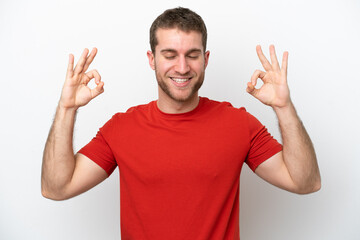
[
  {"xmin": 246, "ymin": 82, "xmax": 259, "ymax": 97},
  {"xmin": 91, "ymin": 81, "xmax": 105, "ymax": 98}
]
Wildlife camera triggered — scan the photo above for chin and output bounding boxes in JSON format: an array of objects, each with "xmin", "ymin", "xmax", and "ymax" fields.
[
  {"xmin": 171, "ymin": 93, "xmax": 197, "ymax": 103},
  {"xmin": 163, "ymin": 84, "xmax": 202, "ymax": 103},
  {"xmin": 156, "ymin": 71, "xmax": 205, "ymax": 103}
]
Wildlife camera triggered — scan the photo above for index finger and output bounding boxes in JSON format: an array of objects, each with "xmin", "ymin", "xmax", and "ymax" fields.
[{"xmin": 256, "ymin": 45, "xmax": 272, "ymax": 71}]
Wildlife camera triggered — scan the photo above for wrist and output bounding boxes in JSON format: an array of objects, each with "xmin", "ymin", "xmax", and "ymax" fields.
[
  {"xmin": 57, "ymin": 103, "xmax": 78, "ymax": 116},
  {"xmin": 58, "ymin": 100, "xmax": 79, "ymax": 113},
  {"xmin": 273, "ymin": 101, "xmax": 300, "ymax": 126},
  {"xmin": 272, "ymin": 100, "xmax": 294, "ymax": 114}
]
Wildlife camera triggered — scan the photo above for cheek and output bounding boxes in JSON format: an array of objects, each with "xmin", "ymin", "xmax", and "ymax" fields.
[
  {"xmin": 156, "ymin": 60, "xmax": 174, "ymax": 75},
  {"xmin": 190, "ymin": 62, "xmax": 205, "ymax": 72}
]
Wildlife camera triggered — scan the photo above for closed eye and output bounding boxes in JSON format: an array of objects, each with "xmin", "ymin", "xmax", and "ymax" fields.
[{"xmin": 187, "ymin": 55, "xmax": 199, "ymax": 59}]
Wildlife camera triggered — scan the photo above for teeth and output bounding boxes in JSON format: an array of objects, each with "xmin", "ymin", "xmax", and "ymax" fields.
[{"xmin": 172, "ymin": 78, "xmax": 190, "ymax": 83}]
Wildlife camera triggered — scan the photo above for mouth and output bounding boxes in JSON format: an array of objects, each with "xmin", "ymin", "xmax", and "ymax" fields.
[
  {"xmin": 170, "ymin": 77, "xmax": 192, "ymax": 88},
  {"xmin": 170, "ymin": 77, "xmax": 192, "ymax": 83}
]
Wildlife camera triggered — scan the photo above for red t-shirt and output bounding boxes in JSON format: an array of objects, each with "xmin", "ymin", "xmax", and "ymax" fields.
[{"xmin": 79, "ymin": 97, "xmax": 282, "ymax": 240}]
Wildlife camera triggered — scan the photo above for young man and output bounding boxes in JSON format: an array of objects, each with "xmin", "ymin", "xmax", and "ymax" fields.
[{"xmin": 42, "ymin": 7, "xmax": 321, "ymax": 240}]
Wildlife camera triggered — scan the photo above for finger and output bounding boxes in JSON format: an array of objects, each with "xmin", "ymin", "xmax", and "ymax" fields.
[
  {"xmin": 66, "ymin": 54, "xmax": 74, "ymax": 78},
  {"xmin": 281, "ymin": 51, "xmax": 289, "ymax": 75},
  {"xmin": 256, "ymin": 45, "xmax": 272, "ymax": 71},
  {"xmin": 246, "ymin": 82, "xmax": 259, "ymax": 97},
  {"xmin": 74, "ymin": 48, "xmax": 90, "ymax": 75},
  {"xmin": 83, "ymin": 48, "xmax": 98, "ymax": 73},
  {"xmin": 269, "ymin": 45, "xmax": 280, "ymax": 70},
  {"xmin": 84, "ymin": 69, "xmax": 101, "ymax": 85},
  {"xmin": 91, "ymin": 81, "xmax": 105, "ymax": 98},
  {"xmin": 251, "ymin": 69, "xmax": 266, "ymax": 85}
]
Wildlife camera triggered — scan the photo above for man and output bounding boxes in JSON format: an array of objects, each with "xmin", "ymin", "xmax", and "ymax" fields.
[{"xmin": 42, "ymin": 7, "xmax": 321, "ymax": 240}]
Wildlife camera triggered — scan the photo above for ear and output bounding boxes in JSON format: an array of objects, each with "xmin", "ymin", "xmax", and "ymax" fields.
[
  {"xmin": 147, "ymin": 50, "xmax": 155, "ymax": 70},
  {"xmin": 204, "ymin": 50, "xmax": 210, "ymax": 69}
]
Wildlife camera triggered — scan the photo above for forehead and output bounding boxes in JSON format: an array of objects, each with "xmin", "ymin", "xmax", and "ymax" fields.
[{"xmin": 155, "ymin": 28, "xmax": 203, "ymax": 53}]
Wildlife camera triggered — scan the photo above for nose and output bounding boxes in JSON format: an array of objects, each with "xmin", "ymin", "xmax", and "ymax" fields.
[{"xmin": 174, "ymin": 55, "xmax": 190, "ymax": 74}]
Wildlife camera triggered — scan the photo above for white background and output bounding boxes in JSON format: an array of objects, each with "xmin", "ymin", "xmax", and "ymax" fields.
[{"xmin": 1, "ymin": 0, "xmax": 359, "ymax": 239}]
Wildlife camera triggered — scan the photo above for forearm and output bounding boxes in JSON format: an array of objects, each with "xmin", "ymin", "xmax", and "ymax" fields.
[
  {"xmin": 274, "ymin": 102, "xmax": 321, "ymax": 193},
  {"xmin": 41, "ymin": 105, "xmax": 78, "ymax": 199}
]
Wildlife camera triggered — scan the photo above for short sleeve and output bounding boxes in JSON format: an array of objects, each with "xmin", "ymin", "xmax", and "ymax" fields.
[
  {"xmin": 245, "ymin": 112, "xmax": 282, "ymax": 172},
  {"xmin": 78, "ymin": 117, "xmax": 118, "ymax": 176}
]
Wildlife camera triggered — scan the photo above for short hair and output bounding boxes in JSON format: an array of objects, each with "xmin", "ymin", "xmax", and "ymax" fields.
[{"xmin": 149, "ymin": 7, "xmax": 207, "ymax": 54}]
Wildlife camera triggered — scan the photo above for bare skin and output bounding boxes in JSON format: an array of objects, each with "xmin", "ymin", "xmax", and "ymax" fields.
[
  {"xmin": 41, "ymin": 48, "xmax": 108, "ymax": 200},
  {"xmin": 42, "ymin": 30, "xmax": 320, "ymax": 201},
  {"xmin": 248, "ymin": 45, "xmax": 321, "ymax": 194},
  {"xmin": 147, "ymin": 29, "xmax": 210, "ymax": 114}
]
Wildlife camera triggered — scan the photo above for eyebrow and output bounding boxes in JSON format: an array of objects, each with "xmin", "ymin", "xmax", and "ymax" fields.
[
  {"xmin": 160, "ymin": 48, "xmax": 203, "ymax": 55},
  {"xmin": 160, "ymin": 49, "xmax": 177, "ymax": 54}
]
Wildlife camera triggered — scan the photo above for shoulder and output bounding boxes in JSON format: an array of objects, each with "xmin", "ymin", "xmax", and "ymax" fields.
[
  {"xmin": 201, "ymin": 97, "xmax": 249, "ymax": 118},
  {"xmin": 201, "ymin": 97, "xmax": 266, "ymax": 133},
  {"xmin": 125, "ymin": 101, "xmax": 154, "ymax": 114},
  {"xmin": 110, "ymin": 101, "xmax": 155, "ymax": 120},
  {"xmin": 100, "ymin": 101, "xmax": 155, "ymax": 131}
]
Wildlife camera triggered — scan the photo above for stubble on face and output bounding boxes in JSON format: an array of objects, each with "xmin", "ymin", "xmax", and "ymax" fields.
[
  {"xmin": 155, "ymin": 65, "xmax": 205, "ymax": 103},
  {"xmin": 149, "ymin": 28, "xmax": 209, "ymax": 108}
]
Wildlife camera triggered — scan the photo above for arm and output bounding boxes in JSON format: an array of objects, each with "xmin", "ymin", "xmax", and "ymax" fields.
[
  {"xmin": 246, "ymin": 45, "xmax": 321, "ymax": 194},
  {"xmin": 41, "ymin": 48, "xmax": 108, "ymax": 200}
]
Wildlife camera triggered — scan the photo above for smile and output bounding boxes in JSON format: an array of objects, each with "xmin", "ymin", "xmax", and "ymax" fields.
[{"xmin": 171, "ymin": 77, "xmax": 191, "ymax": 83}]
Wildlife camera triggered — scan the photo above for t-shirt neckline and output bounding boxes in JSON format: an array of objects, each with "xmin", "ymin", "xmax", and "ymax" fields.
[{"xmin": 153, "ymin": 97, "xmax": 206, "ymax": 119}]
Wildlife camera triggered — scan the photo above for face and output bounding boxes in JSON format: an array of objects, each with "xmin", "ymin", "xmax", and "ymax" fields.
[{"xmin": 147, "ymin": 28, "xmax": 210, "ymax": 104}]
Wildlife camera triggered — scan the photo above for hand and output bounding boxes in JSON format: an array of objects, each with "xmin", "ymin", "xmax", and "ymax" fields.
[
  {"xmin": 246, "ymin": 45, "xmax": 290, "ymax": 108},
  {"xmin": 59, "ymin": 48, "xmax": 104, "ymax": 110}
]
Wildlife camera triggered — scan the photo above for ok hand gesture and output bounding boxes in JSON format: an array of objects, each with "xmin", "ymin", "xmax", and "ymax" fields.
[
  {"xmin": 247, "ymin": 45, "xmax": 290, "ymax": 109},
  {"xmin": 59, "ymin": 48, "xmax": 104, "ymax": 110}
]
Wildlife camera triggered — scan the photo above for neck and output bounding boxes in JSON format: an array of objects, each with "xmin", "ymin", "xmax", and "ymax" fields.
[{"xmin": 157, "ymin": 93, "xmax": 200, "ymax": 114}]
